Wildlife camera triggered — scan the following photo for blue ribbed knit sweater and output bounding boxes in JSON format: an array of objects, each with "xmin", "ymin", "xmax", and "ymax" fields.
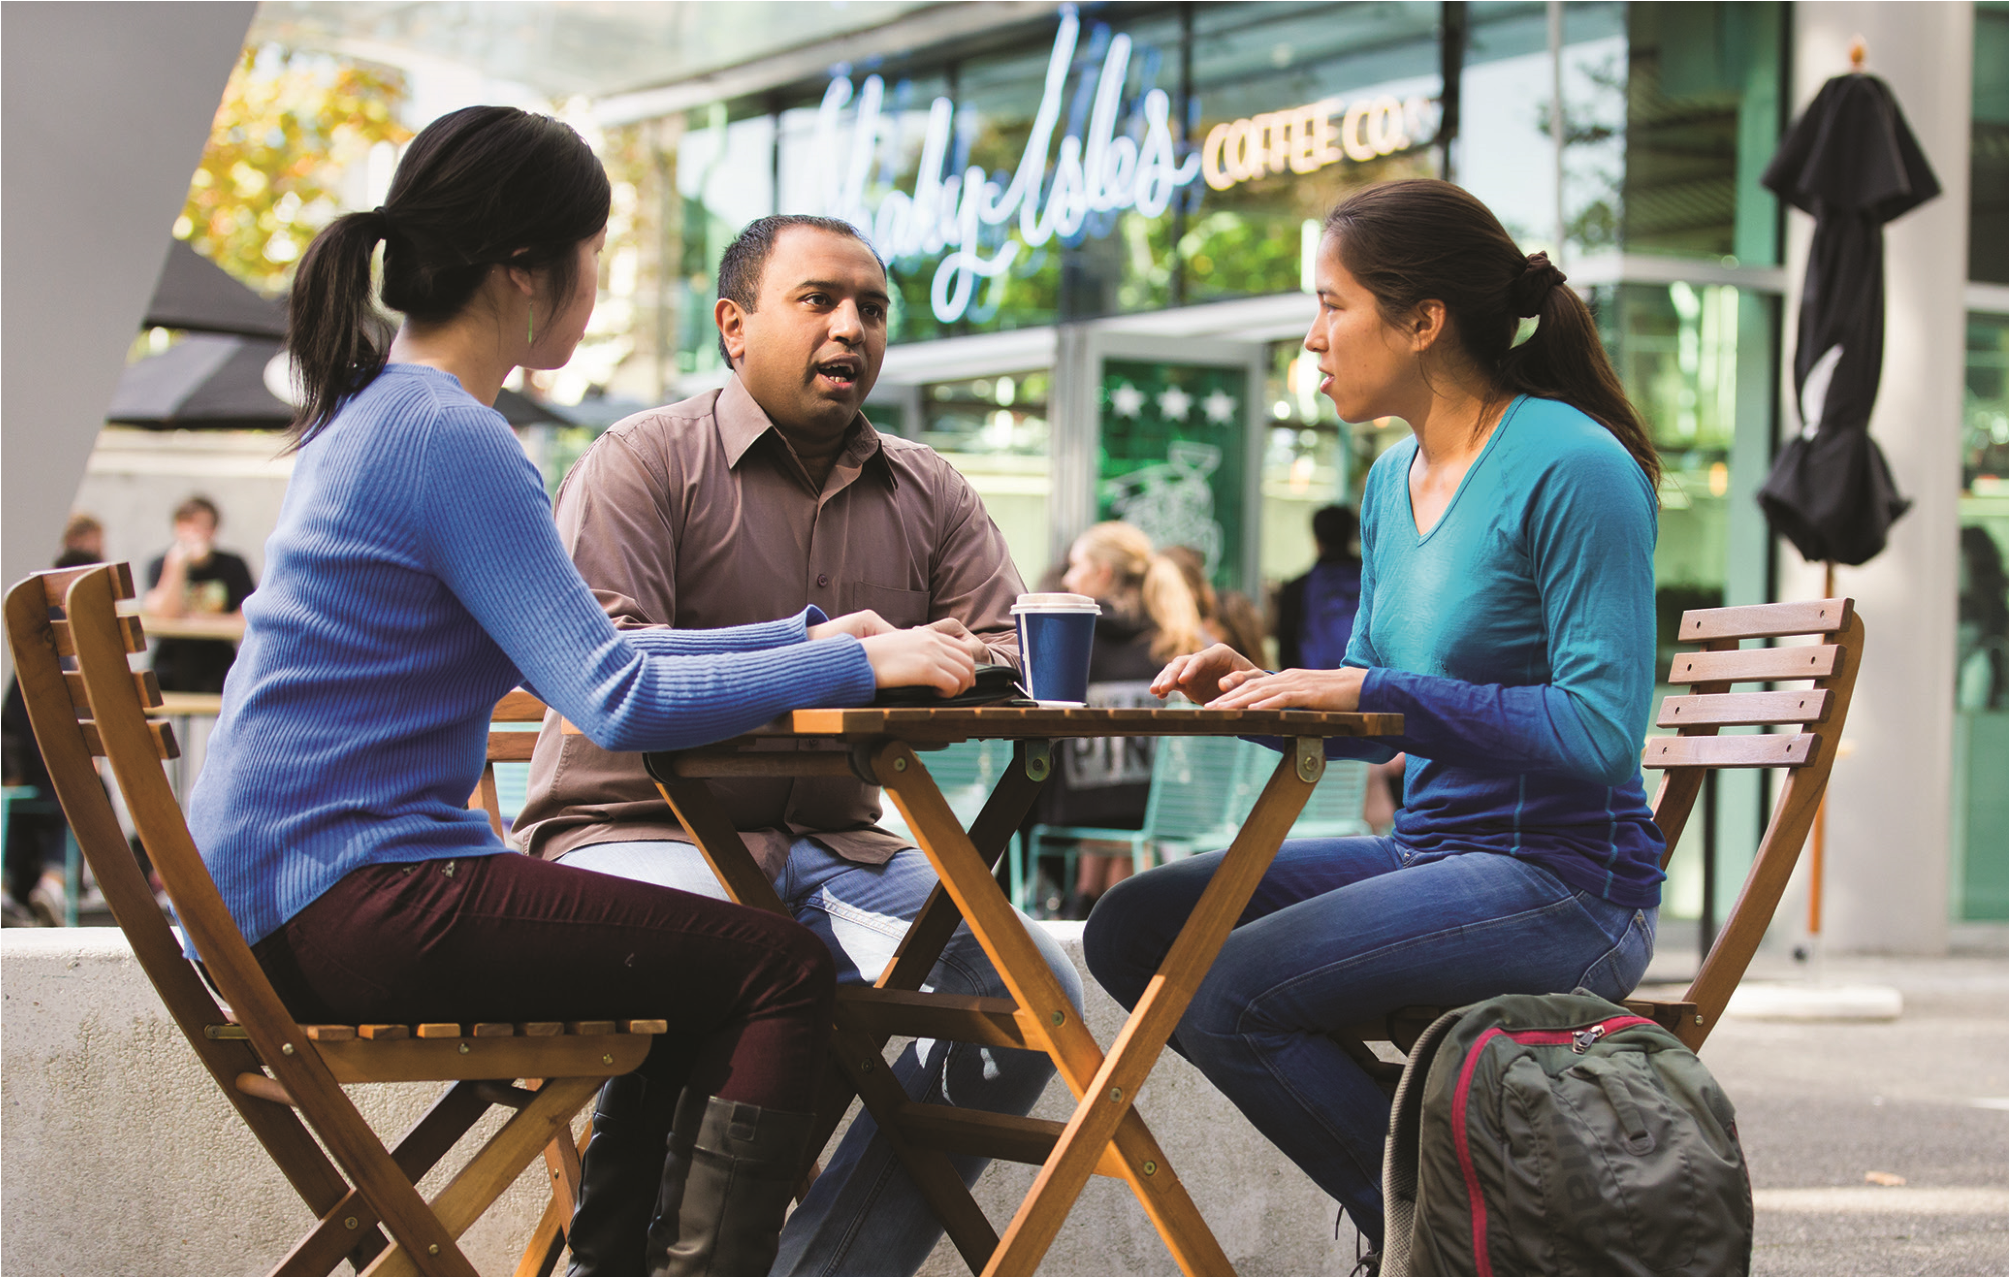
[
  {"xmin": 1327, "ymin": 396, "xmax": 1667, "ymax": 909},
  {"xmin": 187, "ymin": 365, "xmax": 878, "ymax": 949}
]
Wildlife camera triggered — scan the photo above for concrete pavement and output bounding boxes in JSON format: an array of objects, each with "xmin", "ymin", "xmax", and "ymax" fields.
[{"xmin": 1643, "ymin": 949, "xmax": 2009, "ymax": 1276}]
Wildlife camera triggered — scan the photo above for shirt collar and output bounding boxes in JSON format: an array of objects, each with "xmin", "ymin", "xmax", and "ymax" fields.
[{"xmin": 715, "ymin": 373, "xmax": 896, "ymax": 490}]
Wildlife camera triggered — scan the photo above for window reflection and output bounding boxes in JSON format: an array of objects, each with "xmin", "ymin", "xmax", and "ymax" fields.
[
  {"xmin": 913, "ymin": 372, "xmax": 1054, "ymax": 581},
  {"xmin": 1957, "ymin": 312, "xmax": 2009, "ymax": 921}
]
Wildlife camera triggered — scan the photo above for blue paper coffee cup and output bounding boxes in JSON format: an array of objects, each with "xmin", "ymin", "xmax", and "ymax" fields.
[{"xmin": 1012, "ymin": 593, "xmax": 1100, "ymax": 706}]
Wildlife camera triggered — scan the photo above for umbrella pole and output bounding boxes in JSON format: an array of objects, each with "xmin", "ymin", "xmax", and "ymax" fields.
[{"xmin": 1807, "ymin": 561, "xmax": 1835, "ymax": 939}]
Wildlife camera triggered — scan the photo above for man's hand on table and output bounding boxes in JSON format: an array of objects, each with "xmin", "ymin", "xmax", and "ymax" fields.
[
  {"xmin": 860, "ymin": 628, "xmax": 978, "ymax": 696},
  {"xmin": 925, "ymin": 616, "xmax": 993, "ymax": 663},
  {"xmin": 1153, "ymin": 644, "xmax": 1367, "ymax": 712}
]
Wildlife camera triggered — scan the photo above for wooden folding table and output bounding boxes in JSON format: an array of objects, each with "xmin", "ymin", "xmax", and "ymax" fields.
[{"xmin": 640, "ymin": 705, "xmax": 1400, "ymax": 1277}]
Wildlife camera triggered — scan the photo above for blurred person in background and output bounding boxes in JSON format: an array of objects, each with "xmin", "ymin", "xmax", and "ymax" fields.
[
  {"xmin": 1034, "ymin": 521, "xmax": 1208, "ymax": 917},
  {"xmin": 1274, "ymin": 505, "xmax": 1361, "ymax": 672},
  {"xmin": 1958, "ymin": 525, "xmax": 2007, "ymax": 710},
  {"xmin": 62, "ymin": 512, "xmax": 105, "ymax": 561},
  {"xmin": 142, "ymin": 495, "xmax": 256, "ymax": 693},
  {"xmin": 1163, "ymin": 544, "xmax": 1266, "ymax": 665},
  {"xmin": 4, "ymin": 546, "xmax": 102, "ymax": 925}
]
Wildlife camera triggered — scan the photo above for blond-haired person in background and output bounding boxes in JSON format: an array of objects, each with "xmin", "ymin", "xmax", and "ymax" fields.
[{"xmin": 1034, "ymin": 521, "xmax": 1207, "ymax": 916}]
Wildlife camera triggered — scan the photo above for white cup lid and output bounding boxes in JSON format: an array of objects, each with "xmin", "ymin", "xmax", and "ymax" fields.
[{"xmin": 1012, "ymin": 592, "xmax": 1100, "ymax": 614}]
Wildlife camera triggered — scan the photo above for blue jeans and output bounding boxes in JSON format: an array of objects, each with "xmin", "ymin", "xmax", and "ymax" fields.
[
  {"xmin": 564, "ymin": 838, "xmax": 1085, "ymax": 1277},
  {"xmin": 1081, "ymin": 838, "xmax": 1655, "ymax": 1248}
]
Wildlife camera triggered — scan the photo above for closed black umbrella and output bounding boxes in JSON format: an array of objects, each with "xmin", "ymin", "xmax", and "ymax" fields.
[
  {"xmin": 1757, "ymin": 65, "xmax": 1940, "ymax": 567},
  {"xmin": 143, "ymin": 240, "xmax": 287, "ymax": 339}
]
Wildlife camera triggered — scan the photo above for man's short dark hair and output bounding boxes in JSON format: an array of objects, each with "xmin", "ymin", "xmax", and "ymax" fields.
[
  {"xmin": 1311, "ymin": 505, "xmax": 1357, "ymax": 559},
  {"xmin": 714, "ymin": 215, "xmax": 884, "ymax": 364},
  {"xmin": 173, "ymin": 495, "xmax": 220, "ymax": 526}
]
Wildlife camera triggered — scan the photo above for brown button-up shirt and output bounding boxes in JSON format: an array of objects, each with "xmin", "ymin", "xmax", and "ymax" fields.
[{"xmin": 513, "ymin": 375, "xmax": 1024, "ymax": 876}]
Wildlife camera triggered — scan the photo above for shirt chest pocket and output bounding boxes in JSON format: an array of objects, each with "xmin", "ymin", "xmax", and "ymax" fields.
[{"xmin": 841, "ymin": 580, "xmax": 929, "ymax": 628}]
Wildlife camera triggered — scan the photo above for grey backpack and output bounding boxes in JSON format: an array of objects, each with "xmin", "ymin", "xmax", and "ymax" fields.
[{"xmin": 1379, "ymin": 991, "xmax": 1752, "ymax": 1277}]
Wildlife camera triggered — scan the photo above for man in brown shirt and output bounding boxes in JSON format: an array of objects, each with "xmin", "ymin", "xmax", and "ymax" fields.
[{"xmin": 517, "ymin": 215, "xmax": 1082, "ymax": 1277}]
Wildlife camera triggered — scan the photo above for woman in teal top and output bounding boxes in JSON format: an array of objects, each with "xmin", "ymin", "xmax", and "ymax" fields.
[{"xmin": 1084, "ymin": 180, "xmax": 1664, "ymax": 1264}]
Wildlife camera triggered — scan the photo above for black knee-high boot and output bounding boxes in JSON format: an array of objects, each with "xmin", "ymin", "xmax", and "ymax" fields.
[
  {"xmin": 566, "ymin": 1075, "xmax": 677, "ymax": 1277},
  {"xmin": 645, "ymin": 1091, "xmax": 818, "ymax": 1277}
]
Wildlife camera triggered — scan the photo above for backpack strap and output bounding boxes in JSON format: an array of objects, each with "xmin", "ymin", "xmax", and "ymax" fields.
[{"xmin": 1379, "ymin": 1005, "xmax": 1466, "ymax": 1277}]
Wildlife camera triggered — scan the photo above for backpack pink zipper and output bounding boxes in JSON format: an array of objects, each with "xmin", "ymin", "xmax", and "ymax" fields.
[{"xmin": 1451, "ymin": 1015, "xmax": 1656, "ymax": 1276}]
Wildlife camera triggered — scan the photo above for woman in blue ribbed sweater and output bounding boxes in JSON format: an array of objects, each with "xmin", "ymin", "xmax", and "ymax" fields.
[
  {"xmin": 1083, "ymin": 180, "xmax": 1666, "ymax": 1266},
  {"xmin": 188, "ymin": 107, "xmax": 974, "ymax": 1277}
]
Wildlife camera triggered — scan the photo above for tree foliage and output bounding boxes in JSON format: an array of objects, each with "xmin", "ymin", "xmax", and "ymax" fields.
[{"xmin": 176, "ymin": 47, "xmax": 411, "ymax": 294}]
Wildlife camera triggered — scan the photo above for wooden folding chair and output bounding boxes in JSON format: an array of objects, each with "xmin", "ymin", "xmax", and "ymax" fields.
[
  {"xmin": 1339, "ymin": 596, "xmax": 1866, "ymax": 1057},
  {"xmin": 470, "ymin": 688, "xmax": 545, "ymax": 840},
  {"xmin": 5, "ymin": 563, "xmax": 661, "ymax": 1277}
]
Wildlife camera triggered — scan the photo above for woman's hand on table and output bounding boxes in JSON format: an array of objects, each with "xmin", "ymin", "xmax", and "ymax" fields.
[
  {"xmin": 860, "ymin": 628, "xmax": 977, "ymax": 695},
  {"xmin": 1151, "ymin": 644, "xmax": 1258, "ymax": 704},
  {"xmin": 1207, "ymin": 665, "xmax": 1368, "ymax": 712},
  {"xmin": 809, "ymin": 609, "xmax": 895, "ymax": 641}
]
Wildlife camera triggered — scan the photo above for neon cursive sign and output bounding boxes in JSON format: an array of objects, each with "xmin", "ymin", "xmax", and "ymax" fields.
[
  {"xmin": 811, "ymin": 11, "xmax": 1200, "ymax": 324},
  {"xmin": 1201, "ymin": 94, "xmax": 1437, "ymax": 191}
]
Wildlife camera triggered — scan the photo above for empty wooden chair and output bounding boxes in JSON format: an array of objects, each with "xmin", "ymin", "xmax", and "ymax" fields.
[
  {"xmin": 5, "ymin": 562, "xmax": 660, "ymax": 1277},
  {"xmin": 471, "ymin": 687, "xmax": 546, "ymax": 839}
]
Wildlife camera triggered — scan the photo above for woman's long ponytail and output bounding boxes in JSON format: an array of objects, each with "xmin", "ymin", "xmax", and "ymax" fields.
[
  {"xmin": 1499, "ymin": 265, "xmax": 1661, "ymax": 488},
  {"xmin": 286, "ymin": 209, "xmax": 393, "ymax": 445},
  {"xmin": 1326, "ymin": 180, "xmax": 1661, "ymax": 490}
]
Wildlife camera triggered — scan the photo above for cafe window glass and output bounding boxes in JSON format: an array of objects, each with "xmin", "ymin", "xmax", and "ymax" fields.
[
  {"xmin": 915, "ymin": 372, "xmax": 1055, "ymax": 582},
  {"xmin": 1183, "ymin": 2, "xmax": 1442, "ymax": 306},
  {"xmin": 1972, "ymin": 2, "xmax": 2009, "ymax": 284},
  {"xmin": 676, "ymin": 109, "xmax": 777, "ymax": 376},
  {"xmin": 1955, "ymin": 312, "xmax": 2009, "ymax": 921},
  {"xmin": 1458, "ymin": 1, "xmax": 1783, "ymax": 265}
]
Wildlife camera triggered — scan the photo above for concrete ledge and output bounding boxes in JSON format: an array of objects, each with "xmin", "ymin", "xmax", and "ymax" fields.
[{"xmin": 3, "ymin": 924, "xmax": 1361, "ymax": 1277}]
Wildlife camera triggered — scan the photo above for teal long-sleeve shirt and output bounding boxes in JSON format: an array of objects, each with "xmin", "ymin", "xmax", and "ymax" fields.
[
  {"xmin": 1334, "ymin": 395, "xmax": 1666, "ymax": 908},
  {"xmin": 187, "ymin": 365, "xmax": 878, "ymax": 950}
]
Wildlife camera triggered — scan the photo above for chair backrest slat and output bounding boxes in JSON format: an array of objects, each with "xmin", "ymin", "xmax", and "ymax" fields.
[
  {"xmin": 491, "ymin": 688, "xmax": 549, "ymax": 723},
  {"xmin": 80, "ymin": 717, "xmax": 180, "ymax": 761},
  {"xmin": 1674, "ymin": 596, "xmax": 1852, "ymax": 642},
  {"xmin": 1644, "ymin": 732, "xmax": 1817, "ymax": 770},
  {"xmin": 37, "ymin": 560, "xmax": 135, "ymax": 604},
  {"xmin": 485, "ymin": 732, "xmax": 539, "ymax": 763},
  {"xmin": 64, "ymin": 668, "xmax": 162, "ymax": 714},
  {"xmin": 1668, "ymin": 645, "xmax": 1841, "ymax": 685},
  {"xmin": 1657, "ymin": 689, "xmax": 1830, "ymax": 729},
  {"xmin": 51, "ymin": 614, "xmax": 147, "ymax": 657}
]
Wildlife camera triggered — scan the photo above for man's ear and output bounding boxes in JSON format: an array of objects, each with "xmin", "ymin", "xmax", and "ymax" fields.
[{"xmin": 715, "ymin": 297, "xmax": 747, "ymax": 366}]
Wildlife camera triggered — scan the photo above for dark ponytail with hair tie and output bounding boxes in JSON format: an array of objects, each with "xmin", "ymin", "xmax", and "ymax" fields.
[
  {"xmin": 1323, "ymin": 180, "xmax": 1661, "ymax": 490},
  {"xmin": 284, "ymin": 105, "xmax": 610, "ymax": 448},
  {"xmin": 1510, "ymin": 251, "xmax": 1567, "ymax": 318}
]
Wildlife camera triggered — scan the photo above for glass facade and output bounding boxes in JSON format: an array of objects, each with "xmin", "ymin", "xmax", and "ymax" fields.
[
  {"xmin": 1972, "ymin": 2, "xmax": 2009, "ymax": 285},
  {"xmin": 1956, "ymin": 317, "xmax": 2009, "ymax": 921},
  {"xmin": 1954, "ymin": 8, "xmax": 2009, "ymax": 924},
  {"xmin": 634, "ymin": 2, "xmax": 1799, "ymax": 926}
]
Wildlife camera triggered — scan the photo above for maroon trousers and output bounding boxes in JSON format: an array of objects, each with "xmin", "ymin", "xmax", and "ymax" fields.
[{"xmin": 252, "ymin": 852, "xmax": 834, "ymax": 1109}]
